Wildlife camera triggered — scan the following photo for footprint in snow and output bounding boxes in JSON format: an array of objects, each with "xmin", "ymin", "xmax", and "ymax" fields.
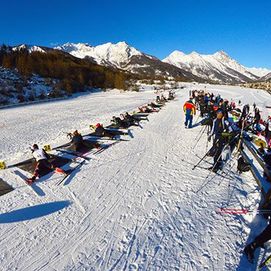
[{"xmin": 129, "ymin": 263, "xmax": 138, "ymax": 271}]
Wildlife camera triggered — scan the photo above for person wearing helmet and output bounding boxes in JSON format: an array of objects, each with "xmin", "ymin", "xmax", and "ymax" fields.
[{"xmin": 27, "ymin": 144, "xmax": 66, "ymax": 184}]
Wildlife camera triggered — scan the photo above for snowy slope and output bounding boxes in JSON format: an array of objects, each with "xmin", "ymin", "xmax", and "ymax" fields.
[
  {"xmin": 259, "ymin": 72, "xmax": 271, "ymax": 82},
  {"xmin": 163, "ymin": 50, "xmax": 259, "ymax": 83},
  {"xmin": 0, "ymin": 67, "xmax": 53, "ymax": 106},
  {"xmin": 0, "ymin": 85, "xmax": 271, "ymax": 270},
  {"xmin": 247, "ymin": 67, "xmax": 271, "ymax": 77}
]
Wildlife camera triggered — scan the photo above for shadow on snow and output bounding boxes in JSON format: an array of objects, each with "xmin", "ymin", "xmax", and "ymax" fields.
[{"xmin": 0, "ymin": 200, "xmax": 71, "ymax": 223}]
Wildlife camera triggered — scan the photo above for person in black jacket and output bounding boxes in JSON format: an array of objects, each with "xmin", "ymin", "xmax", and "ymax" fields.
[
  {"xmin": 208, "ymin": 109, "xmax": 233, "ymax": 172},
  {"xmin": 67, "ymin": 130, "xmax": 85, "ymax": 152}
]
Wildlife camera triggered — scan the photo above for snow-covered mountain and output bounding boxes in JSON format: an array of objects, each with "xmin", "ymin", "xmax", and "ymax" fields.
[
  {"xmin": 163, "ymin": 50, "xmax": 259, "ymax": 83},
  {"xmin": 55, "ymin": 42, "xmax": 199, "ymax": 81},
  {"xmin": 259, "ymin": 72, "xmax": 271, "ymax": 82},
  {"xmin": 12, "ymin": 44, "xmax": 46, "ymax": 53},
  {"xmin": 4, "ymin": 42, "xmax": 270, "ymax": 84},
  {"xmin": 55, "ymin": 42, "xmax": 145, "ymax": 68},
  {"xmin": 247, "ymin": 67, "xmax": 271, "ymax": 77}
]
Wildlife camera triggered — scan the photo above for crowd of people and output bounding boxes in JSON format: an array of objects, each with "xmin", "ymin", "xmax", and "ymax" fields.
[{"xmin": 183, "ymin": 89, "xmax": 271, "ymax": 263}]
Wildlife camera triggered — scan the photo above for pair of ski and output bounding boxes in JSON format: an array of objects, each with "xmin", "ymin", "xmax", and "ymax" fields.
[
  {"xmin": 56, "ymin": 159, "xmax": 86, "ymax": 186},
  {"xmin": 56, "ymin": 141, "xmax": 118, "ymax": 159},
  {"xmin": 21, "ymin": 159, "xmax": 86, "ymax": 187}
]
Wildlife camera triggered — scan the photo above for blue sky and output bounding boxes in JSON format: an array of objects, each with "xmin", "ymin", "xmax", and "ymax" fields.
[{"xmin": 1, "ymin": 0, "xmax": 271, "ymax": 68}]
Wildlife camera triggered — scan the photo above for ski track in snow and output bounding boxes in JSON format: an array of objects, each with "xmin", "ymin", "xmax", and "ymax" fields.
[{"xmin": 0, "ymin": 83, "xmax": 270, "ymax": 270}]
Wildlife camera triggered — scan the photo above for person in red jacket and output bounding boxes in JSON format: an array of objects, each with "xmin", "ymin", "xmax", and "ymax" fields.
[{"xmin": 183, "ymin": 98, "xmax": 196, "ymax": 128}]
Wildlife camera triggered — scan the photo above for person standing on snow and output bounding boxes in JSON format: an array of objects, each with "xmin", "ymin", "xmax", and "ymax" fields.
[
  {"xmin": 266, "ymin": 116, "xmax": 271, "ymax": 147},
  {"xmin": 183, "ymin": 98, "xmax": 196, "ymax": 128},
  {"xmin": 208, "ymin": 109, "xmax": 233, "ymax": 172},
  {"xmin": 241, "ymin": 104, "xmax": 250, "ymax": 120},
  {"xmin": 27, "ymin": 144, "xmax": 66, "ymax": 184}
]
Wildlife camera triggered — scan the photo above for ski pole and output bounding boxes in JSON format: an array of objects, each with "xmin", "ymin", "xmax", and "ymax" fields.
[
  {"xmin": 192, "ymin": 149, "xmax": 211, "ymax": 170},
  {"xmin": 192, "ymin": 125, "xmax": 208, "ymax": 150},
  {"xmin": 201, "ymin": 133, "xmax": 240, "ymax": 179},
  {"xmin": 194, "ymin": 125, "xmax": 205, "ymax": 141}
]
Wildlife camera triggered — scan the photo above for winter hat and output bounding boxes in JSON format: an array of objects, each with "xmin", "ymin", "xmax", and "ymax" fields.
[{"xmin": 31, "ymin": 144, "xmax": 39, "ymax": 152}]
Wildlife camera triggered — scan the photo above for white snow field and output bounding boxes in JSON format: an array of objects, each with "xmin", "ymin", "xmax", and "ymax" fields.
[{"xmin": 0, "ymin": 84, "xmax": 271, "ymax": 271}]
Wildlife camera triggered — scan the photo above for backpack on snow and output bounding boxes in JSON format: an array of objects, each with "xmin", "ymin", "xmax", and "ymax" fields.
[{"xmin": 237, "ymin": 156, "xmax": 251, "ymax": 172}]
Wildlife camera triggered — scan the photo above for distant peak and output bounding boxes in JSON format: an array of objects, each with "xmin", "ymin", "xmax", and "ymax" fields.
[
  {"xmin": 170, "ymin": 50, "xmax": 186, "ymax": 56},
  {"xmin": 116, "ymin": 41, "xmax": 129, "ymax": 46},
  {"xmin": 214, "ymin": 50, "xmax": 229, "ymax": 58},
  {"xmin": 189, "ymin": 51, "xmax": 201, "ymax": 57},
  {"xmin": 59, "ymin": 42, "xmax": 91, "ymax": 48}
]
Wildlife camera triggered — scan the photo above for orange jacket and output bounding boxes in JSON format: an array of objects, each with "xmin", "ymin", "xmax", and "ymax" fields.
[{"xmin": 183, "ymin": 100, "xmax": 196, "ymax": 115}]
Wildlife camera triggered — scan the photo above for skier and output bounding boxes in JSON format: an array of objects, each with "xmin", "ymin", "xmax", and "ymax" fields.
[
  {"xmin": 241, "ymin": 104, "xmax": 250, "ymax": 120},
  {"xmin": 230, "ymin": 99, "xmax": 236, "ymax": 110},
  {"xmin": 254, "ymin": 107, "xmax": 262, "ymax": 134},
  {"xmin": 266, "ymin": 116, "xmax": 271, "ymax": 147},
  {"xmin": 94, "ymin": 123, "xmax": 115, "ymax": 139},
  {"xmin": 156, "ymin": 96, "xmax": 161, "ymax": 103},
  {"xmin": 138, "ymin": 105, "xmax": 158, "ymax": 113},
  {"xmin": 148, "ymin": 102, "xmax": 162, "ymax": 109},
  {"xmin": 27, "ymin": 144, "xmax": 66, "ymax": 184},
  {"xmin": 161, "ymin": 94, "xmax": 167, "ymax": 102},
  {"xmin": 183, "ymin": 98, "xmax": 196, "ymax": 128},
  {"xmin": 111, "ymin": 116, "xmax": 130, "ymax": 128},
  {"xmin": 67, "ymin": 130, "xmax": 85, "ymax": 152},
  {"xmin": 168, "ymin": 90, "xmax": 175, "ymax": 100},
  {"xmin": 122, "ymin": 112, "xmax": 140, "ymax": 126},
  {"xmin": 208, "ymin": 109, "xmax": 233, "ymax": 172}
]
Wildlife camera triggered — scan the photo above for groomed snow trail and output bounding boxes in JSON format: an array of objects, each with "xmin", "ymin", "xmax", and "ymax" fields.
[{"xmin": 0, "ymin": 84, "xmax": 270, "ymax": 270}]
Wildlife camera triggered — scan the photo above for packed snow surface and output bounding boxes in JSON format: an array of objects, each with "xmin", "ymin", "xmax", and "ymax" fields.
[{"xmin": 0, "ymin": 84, "xmax": 271, "ymax": 270}]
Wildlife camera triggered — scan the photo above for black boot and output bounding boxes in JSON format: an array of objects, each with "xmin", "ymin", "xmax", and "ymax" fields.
[{"xmin": 244, "ymin": 242, "xmax": 257, "ymax": 263}]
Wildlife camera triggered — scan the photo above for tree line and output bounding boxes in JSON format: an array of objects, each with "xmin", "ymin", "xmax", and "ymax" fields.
[{"xmin": 0, "ymin": 45, "xmax": 129, "ymax": 94}]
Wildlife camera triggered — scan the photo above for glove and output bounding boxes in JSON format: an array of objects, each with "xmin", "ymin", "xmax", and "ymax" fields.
[{"xmin": 208, "ymin": 135, "xmax": 212, "ymax": 142}]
